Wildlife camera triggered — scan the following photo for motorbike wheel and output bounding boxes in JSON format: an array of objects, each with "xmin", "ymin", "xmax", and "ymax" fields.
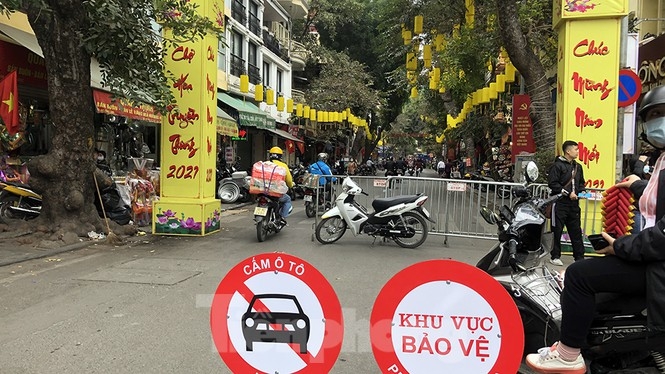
[
  {"xmin": 498, "ymin": 185, "xmax": 511, "ymax": 199},
  {"xmin": 0, "ymin": 195, "xmax": 20, "ymax": 220},
  {"xmin": 256, "ymin": 218, "xmax": 269, "ymax": 242},
  {"xmin": 305, "ymin": 202, "xmax": 316, "ymax": 218},
  {"xmin": 393, "ymin": 211, "xmax": 428, "ymax": 249},
  {"xmin": 315, "ymin": 217, "xmax": 347, "ymax": 244},
  {"xmin": 219, "ymin": 183, "xmax": 240, "ymax": 204}
]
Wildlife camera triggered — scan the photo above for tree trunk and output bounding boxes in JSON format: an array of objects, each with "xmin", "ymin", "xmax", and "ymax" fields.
[
  {"xmin": 25, "ymin": 2, "xmax": 103, "ymax": 235},
  {"xmin": 496, "ymin": 0, "xmax": 556, "ymax": 154}
]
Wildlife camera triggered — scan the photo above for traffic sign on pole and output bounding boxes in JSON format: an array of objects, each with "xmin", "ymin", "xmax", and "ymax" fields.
[
  {"xmin": 210, "ymin": 253, "xmax": 343, "ymax": 373},
  {"xmin": 618, "ymin": 69, "xmax": 642, "ymax": 107},
  {"xmin": 370, "ymin": 260, "xmax": 524, "ymax": 373}
]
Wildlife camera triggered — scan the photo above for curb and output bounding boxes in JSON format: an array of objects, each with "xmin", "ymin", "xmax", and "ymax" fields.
[
  {"xmin": 221, "ymin": 200, "xmax": 255, "ymax": 212},
  {"xmin": 0, "ymin": 240, "xmax": 96, "ymax": 268}
]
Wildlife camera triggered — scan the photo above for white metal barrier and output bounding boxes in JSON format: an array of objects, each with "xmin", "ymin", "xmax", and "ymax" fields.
[{"xmin": 306, "ymin": 175, "xmax": 607, "ymax": 245}]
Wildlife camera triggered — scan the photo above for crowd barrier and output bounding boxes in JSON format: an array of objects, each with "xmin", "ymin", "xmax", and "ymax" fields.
[{"xmin": 305, "ymin": 174, "xmax": 606, "ymax": 245}]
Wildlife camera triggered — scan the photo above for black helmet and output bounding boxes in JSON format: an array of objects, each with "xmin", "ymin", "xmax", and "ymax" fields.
[{"xmin": 639, "ymin": 85, "xmax": 665, "ymax": 121}]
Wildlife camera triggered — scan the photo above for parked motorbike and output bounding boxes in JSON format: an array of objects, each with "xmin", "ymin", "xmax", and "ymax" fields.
[
  {"xmin": 0, "ymin": 181, "xmax": 41, "ymax": 220},
  {"xmin": 477, "ymin": 161, "xmax": 665, "ymax": 373},
  {"xmin": 303, "ymin": 184, "xmax": 334, "ymax": 218},
  {"xmin": 358, "ymin": 164, "xmax": 374, "ymax": 176},
  {"xmin": 464, "ymin": 170, "xmax": 512, "ymax": 198},
  {"xmin": 290, "ymin": 164, "xmax": 308, "ymax": 200},
  {"xmin": 217, "ymin": 164, "xmax": 251, "ymax": 204},
  {"xmin": 315, "ymin": 177, "xmax": 434, "ymax": 248},
  {"xmin": 253, "ymin": 193, "xmax": 292, "ymax": 242}
]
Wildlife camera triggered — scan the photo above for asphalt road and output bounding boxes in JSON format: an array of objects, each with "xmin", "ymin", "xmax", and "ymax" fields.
[{"xmin": 0, "ymin": 171, "xmax": 561, "ymax": 373}]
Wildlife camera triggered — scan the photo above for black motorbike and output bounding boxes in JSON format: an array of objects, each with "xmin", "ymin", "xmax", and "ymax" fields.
[
  {"xmin": 477, "ymin": 162, "xmax": 665, "ymax": 373},
  {"xmin": 303, "ymin": 183, "xmax": 334, "ymax": 218},
  {"xmin": 254, "ymin": 193, "xmax": 291, "ymax": 242},
  {"xmin": 290, "ymin": 164, "xmax": 308, "ymax": 200}
]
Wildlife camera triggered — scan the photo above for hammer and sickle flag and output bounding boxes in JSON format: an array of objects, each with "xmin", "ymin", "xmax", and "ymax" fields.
[{"xmin": 0, "ymin": 71, "xmax": 19, "ymax": 135}]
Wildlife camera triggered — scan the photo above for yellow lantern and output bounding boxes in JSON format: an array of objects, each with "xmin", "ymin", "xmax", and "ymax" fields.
[
  {"xmin": 310, "ymin": 109, "xmax": 316, "ymax": 121},
  {"xmin": 296, "ymin": 103, "xmax": 303, "ymax": 117},
  {"xmin": 414, "ymin": 15, "xmax": 423, "ymax": 34},
  {"xmin": 240, "ymin": 75, "xmax": 249, "ymax": 93},
  {"xmin": 406, "ymin": 52, "xmax": 417, "ymax": 71},
  {"xmin": 481, "ymin": 87, "xmax": 490, "ymax": 103},
  {"xmin": 489, "ymin": 83, "xmax": 498, "ymax": 100},
  {"xmin": 439, "ymin": 86, "xmax": 445, "ymax": 93},
  {"xmin": 287, "ymin": 99, "xmax": 294, "ymax": 113},
  {"xmin": 323, "ymin": 111, "xmax": 329, "ymax": 123},
  {"xmin": 435, "ymin": 34, "xmax": 445, "ymax": 51},
  {"xmin": 304, "ymin": 105, "xmax": 310, "ymax": 115},
  {"xmin": 496, "ymin": 74, "xmax": 506, "ymax": 92},
  {"xmin": 403, "ymin": 30, "xmax": 412, "ymax": 45},
  {"xmin": 266, "ymin": 89, "xmax": 275, "ymax": 105},
  {"xmin": 254, "ymin": 84, "xmax": 264, "ymax": 102},
  {"xmin": 410, "ymin": 87, "xmax": 418, "ymax": 99},
  {"xmin": 277, "ymin": 96, "xmax": 285, "ymax": 111},
  {"xmin": 423, "ymin": 45, "xmax": 432, "ymax": 67},
  {"xmin": 341, "ymin": 111, "xmax": 347, "ymax": 120},
  {"xmin": 317, "ymin": 111, "xmax": 323, "ymax": 122},
  {"xmin": 429, "ymin": 76, "xmax": 438, "ymax": 90},
  {"xmin": 505, "ymin": 63, "xmax": 516, "ymax": 83}
]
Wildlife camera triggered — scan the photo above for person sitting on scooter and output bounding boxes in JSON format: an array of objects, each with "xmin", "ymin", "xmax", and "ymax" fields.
[
  {"xmin": 267, "ymin": 146, "xmax": 293, "ymax": 225},
  {"xmin": 526, "ymin": 85, "xmax": 665, "ymax": 373},
  {"xmin": 309, "ymin": 153, "xmax": 336, "ymax": 188}
]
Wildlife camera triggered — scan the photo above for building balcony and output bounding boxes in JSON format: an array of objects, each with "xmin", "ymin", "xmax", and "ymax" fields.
[
  {"xmin": 230, "ymin": 54, "xmax": 246, "ymax": 77},
  {"xmin": 248, "ymin": 14, "xmax": 261, "ymax": 36},
  {"xmin": 290, "ymin": 40, "xmax": 307, "ymax": 72},
  {"xmin": 291, "ymin": 89, "xmax": 305, "ymax": 103},
  {"xmin": 231, "ymin": 0, "xmax": 247, "ymax": 26},
  {"xmin": 277, "ymin": 0, "xmax": 309, "ymax": 20},
  {"xmin": 262, "ymin": 30, "xmax": 290, "ymax": 63}
]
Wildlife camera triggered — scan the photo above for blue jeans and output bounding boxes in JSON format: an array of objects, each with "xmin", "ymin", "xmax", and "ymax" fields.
[{"xmin": 279, "ymin": 193, "xmax": 291, "ymax": 218}]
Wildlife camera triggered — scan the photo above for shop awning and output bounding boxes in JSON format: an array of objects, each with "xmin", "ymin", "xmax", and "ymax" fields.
[
  {"xmin": 216, "ymin": 108, "xmax": 238, "ymax": 137},
  {"xmin": 266, "ymin": 128, "xmax": 304, "ymax": 143},
  {"xmin": 93, "ymin": 89, "xmax": 161, "ymax": 124},
  {"xmin": 217, "ymin": 92, "xmax": 275, "ymax": 130}
]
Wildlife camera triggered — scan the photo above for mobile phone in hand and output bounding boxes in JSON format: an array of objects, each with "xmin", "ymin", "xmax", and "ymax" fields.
[{"xmin": 588, "ymin": 233, "xmax": 617, "ymax": 251}]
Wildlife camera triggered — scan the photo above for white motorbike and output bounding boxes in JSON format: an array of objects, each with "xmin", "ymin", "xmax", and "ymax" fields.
[{"xmin": 314, "ymin": 177, "xmax": 434, "ymax": 248}]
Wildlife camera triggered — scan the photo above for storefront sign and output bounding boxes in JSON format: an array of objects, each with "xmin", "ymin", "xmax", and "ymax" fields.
[
  {"xmin": 511, "ymin": 94, "xmax": 536, "ymax": 162},
  {"xmin": 231, "ymin": 127, "xmax": 247, "ymax": 141},
  {"xmin": 93, "ymin": 89, "xmax": 161, "ymax": 124},
  {"xmin": 0, "ymin": 39, "xmax": 47, "ymax": 88},
  {"xmin": 153, "ymin": 0, "xmax": 222, "ymax": 236},
  {"xmin": 638, "ymin": 33, "xmax": 665, "ymax": 93}
]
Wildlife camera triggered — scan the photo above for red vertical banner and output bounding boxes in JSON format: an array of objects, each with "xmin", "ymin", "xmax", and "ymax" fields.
[
  {"xmin": 0, "ymin": 70, "xmax": 19, "ymax": 134},
  {"xmin": 285, "ymin": 139, "xmax": 295, "ymax": 154},
  {"xmin": 511, "ymin": 94, "xmax": 536, "ymax": 162}
]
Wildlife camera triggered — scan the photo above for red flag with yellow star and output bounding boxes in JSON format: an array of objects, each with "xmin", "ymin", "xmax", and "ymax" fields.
[
  {"xmin": 285, "ymin": 140, "xmax": 295, "ymax": 154},
  {"xmin": 0, "ymin": 71, "xmax": 19, "ymax": 134}
]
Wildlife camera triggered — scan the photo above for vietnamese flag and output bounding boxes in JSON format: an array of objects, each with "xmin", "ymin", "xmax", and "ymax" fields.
[
  {"xmin": 285, "ymin": 140, "xmax": 295, "ymax": 154},
  {"xmin": 0, "ymin": 71, "xmax": 19, "ymax": 134}
]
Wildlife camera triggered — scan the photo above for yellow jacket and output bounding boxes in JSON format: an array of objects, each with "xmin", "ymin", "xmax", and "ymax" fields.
[{"xmin": 271, "ymin": 159, "xmax": 293, "ymax": 188}]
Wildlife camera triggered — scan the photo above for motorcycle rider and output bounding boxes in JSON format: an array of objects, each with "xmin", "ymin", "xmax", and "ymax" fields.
[
  {"xmin": 526, "ymin": 85, "xmax": 665, "ymax": 373},
  {"xmin": 267, "ymin": 146, "xmax": 293, "ymax": 226},
  {"xmin": 309, "ymin": 152, "xmax": 336, "ymax": 188}
]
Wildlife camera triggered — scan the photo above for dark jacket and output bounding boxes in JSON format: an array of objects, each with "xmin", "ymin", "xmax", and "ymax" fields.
[
  {"xmin": 547, "ymin": 156, "xmax": 586, "ymax": 204},
  {"xmin": 614, "ymin": 168, "xmax": 665, "ymax": 328}
]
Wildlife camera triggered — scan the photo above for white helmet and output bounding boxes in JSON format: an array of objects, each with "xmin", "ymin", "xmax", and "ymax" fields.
[{"xmin": 318, "ymin": 153, "xmax": 328, "ymax": 161}]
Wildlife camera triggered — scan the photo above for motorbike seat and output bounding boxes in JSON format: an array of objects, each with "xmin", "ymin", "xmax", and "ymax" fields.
[
  {"xmin": 372, "ymin": 194, "xmax": 421, "ymax": 212},
  {"xmin": 595, "ymin": 292, "xmax": 646, "ymax": 316},
  {"xmin": 2, "ymin": 180, "xmax": 30, "ymax": 188}
]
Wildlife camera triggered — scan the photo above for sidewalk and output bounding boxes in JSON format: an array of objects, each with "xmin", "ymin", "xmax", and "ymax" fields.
[{"xmin": 0, "ymin": 201, "xmax": 255, "ymax": 268}]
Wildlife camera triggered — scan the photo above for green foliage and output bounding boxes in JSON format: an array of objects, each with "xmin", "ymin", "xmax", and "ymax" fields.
[{"xmin": 2, "ymin": 0, "xmax": 223, "ymax": 111}]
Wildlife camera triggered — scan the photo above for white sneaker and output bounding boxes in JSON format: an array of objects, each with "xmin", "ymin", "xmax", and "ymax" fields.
[
  {"xmin": 550, "ymin": 258, "xmax": 564, "ymax": 266},
  {"xmin": 526, "ymin": 343, "xmax": 586, "ymax": 373}
]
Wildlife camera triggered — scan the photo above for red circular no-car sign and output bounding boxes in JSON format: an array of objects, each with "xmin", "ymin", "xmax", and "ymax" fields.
[
  {"xmin": 210, "ymin": 253, "xmax": 343, "ymax": 373},
  {"xmin": 370, "ymin": 260, "xmax": 523, "ymax": 374}
]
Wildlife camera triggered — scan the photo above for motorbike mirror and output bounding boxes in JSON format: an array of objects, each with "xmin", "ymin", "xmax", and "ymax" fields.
[
  {"xmin": 479, "ymin": 207, "xmax": 499, "ymax": 225},
  {"xmin": 525, "ymin": 161, "xmax": 539, "ymax": 183}
]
